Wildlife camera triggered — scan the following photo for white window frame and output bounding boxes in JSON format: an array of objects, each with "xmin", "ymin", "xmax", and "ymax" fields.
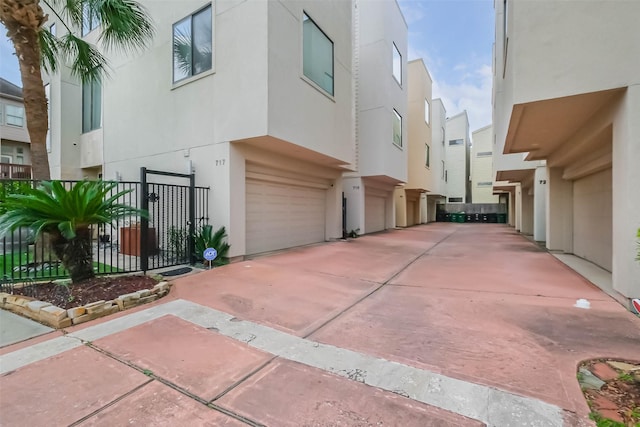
[
  {"xmin": 82, "ymin": 79, "xmax": 101, "ymax": 133},
  {"xmin": 392, "ymin": 42, "xmax": 402, "ymax": 85},
  {"xmin": 392, "ymin": 109, "xmax": 402, "ymax": 148},
  {"xmin": 302, "ymin": 12, "xmax": 334, "ymax": 97},
  {"xmin": 424, "ymin": 99, "xmax": 430, "ymax": 124},
  {"xmin": 82, "ymin": 3, "xmax": 100, "ymax": 36},
  {"xmin": 172, "ymin": 4, "xmax": 214, "ymax": 84},
  {"xmin": 5, "ymin": 104, "xmax": 25, "ymax": 127}
]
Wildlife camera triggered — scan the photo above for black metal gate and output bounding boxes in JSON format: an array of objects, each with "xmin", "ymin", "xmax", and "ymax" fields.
[{"xmin": 139, "ymin": 167, "xmax": 209, "ymax": 272}]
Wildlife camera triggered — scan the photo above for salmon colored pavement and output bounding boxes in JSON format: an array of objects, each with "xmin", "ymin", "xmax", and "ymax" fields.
[{"xmin": 1, "ymin": 223, "xmax": 639, "ymax": 427}]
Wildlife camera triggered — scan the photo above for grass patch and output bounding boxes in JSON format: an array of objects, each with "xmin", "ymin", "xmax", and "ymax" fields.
[{"xmin": 0, "ymin": 251, "xmax": 120, "ymax": 280}]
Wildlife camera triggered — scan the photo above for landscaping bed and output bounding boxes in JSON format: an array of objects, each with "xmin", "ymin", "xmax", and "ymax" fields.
[
  {"xmin": 0, "ymin": 275, "xmax": 171, "ymax": 329},
  {"xmin": 578, "ymin": 358, "xmax": 640, "ymax": 426}
]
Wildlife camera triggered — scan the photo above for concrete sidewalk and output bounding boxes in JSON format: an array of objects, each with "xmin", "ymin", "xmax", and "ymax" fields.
[{"xmin": 1, "ymin": 223, "xmax": 639, "ymax": 426}]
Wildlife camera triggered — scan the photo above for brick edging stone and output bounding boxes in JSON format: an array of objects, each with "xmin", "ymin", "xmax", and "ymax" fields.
[{"xmin": 0, "ymin": 281, "xmax": 171, "ymax": 329}]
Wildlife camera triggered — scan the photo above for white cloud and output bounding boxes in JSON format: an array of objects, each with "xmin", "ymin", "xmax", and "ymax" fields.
[{"xmin": 433, "ymin": 63, "xmax": 493, "ymax": 132}]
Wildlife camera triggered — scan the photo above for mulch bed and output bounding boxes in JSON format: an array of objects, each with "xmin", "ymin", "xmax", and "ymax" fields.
[
  {"xmin": 17, "ymin": 275, "xmax": 159, "ymax": 310},
  {"xmin": 580, "ymin": 359, "xmax": 640, "ymax": 426}
]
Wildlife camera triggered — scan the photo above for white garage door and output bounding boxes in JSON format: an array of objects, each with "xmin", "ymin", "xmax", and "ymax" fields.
[
  {"xmin": 573, "ymin": 168, "xmax": 612, "ymax": 271},
  {"xmin": 365, "ymin": 194, "xmax": 386, "ymax": 233},
  {"xmin": 246, "ymin": 179, "xmax": 326, "ymax": 254}
]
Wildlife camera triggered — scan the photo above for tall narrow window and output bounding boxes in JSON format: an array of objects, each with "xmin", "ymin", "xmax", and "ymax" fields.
[
  {"xmin": 392, "ymin": 109, "xmax": 402, "ymax": 147},
  {"xmin": 424, "ymin": 99, "xmax": 430, "ymax": 124},
  {"xmin": 303, "ymin": 13, "xmax": 334, "ymax": 96},
  {"xmin": 82, "ymin": 80, "xmax": 101, "ymax": 133},
  {"xmin": 425, "ymin": 144, "xmax": 430, "ymax": 167},
  {"xmin": 5, "ymin": 105, "xmax": 24, "ymax": 127},
  {"xmin": 82, "ymin": 3, "xmax": 99, "ymax": 36},
  {"xmin": 50, "ymin": 23, "xmax": 56, "ymax": 36},
  {"xmin": 441, "ymin": 161, "xmax": 445, "ymax": 179},
  {"xmin": 44, "ymin": 83, "xmax": 51, "ymax": 151},
  {"xmin": 173, "ymin": 5, "xmax": 213, "ymax": 83},
  {"xmin": 392, "ymin": 43, "xmax": 402, "ymax": 85}
]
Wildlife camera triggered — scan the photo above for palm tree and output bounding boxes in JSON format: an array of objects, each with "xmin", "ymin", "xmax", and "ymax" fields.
[
  {"xmin": 0, "ymin": 180, "xmax": 147, "ymax": 283},
  {"xmin": 0, "ymin": 0, "xmax": 153, "ymax": 180}
]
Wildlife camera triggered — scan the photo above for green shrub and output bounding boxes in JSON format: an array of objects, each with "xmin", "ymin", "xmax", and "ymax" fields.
[{"xmin": 194, "ymin": 225, "xmax": 230, "ymax": 267}]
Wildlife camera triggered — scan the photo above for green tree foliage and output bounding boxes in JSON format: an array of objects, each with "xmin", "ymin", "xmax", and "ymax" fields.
[
  {"xmin": 0, "ymin": 180, "xmax": 146, "ymax": 283},
  {"xmin": 194, "ymin": 225, "xmax": 230, "ymax": 267}
]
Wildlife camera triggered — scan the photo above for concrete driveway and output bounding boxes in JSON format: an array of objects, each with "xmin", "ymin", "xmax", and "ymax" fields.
[{"xmin": 1, "ymin": 223, "xmax": 639, "ymax": 426}]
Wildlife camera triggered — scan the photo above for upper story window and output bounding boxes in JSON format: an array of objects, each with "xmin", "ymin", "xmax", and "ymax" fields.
[
  {"xmin": 302, "ymin": 13, "xmax": 334, "ymax": 96},
  {"xmin": 441, "ymin": 127, "xmax": 445, "ymax": 145},
  {"xmin": 392, "ymin": 43, "xmax": 402, "ymax": 85},
  {"xmin": 477, "ymin": 151, "xmax": 492, "ymax": 157},
  {"xmin": 441, "ymin": 161, "xmax": 445, "ymax": 179},
  {"xmin": 45, "ymin": 83, "xmax": 51, "ymax": 152},
  {"xmin": 425, "ymin": 144, "xmax": 430, "ymax": 167},
  {"xmin": 478, "ymin": 181, "xmax": 493, "ymax": 187},
  {"xmin": 5, "ymin": 105, "xmax": 24, "ymax": 127},
  {"xmin": 449, "ymin": 139, "xmax": 463, "ymax": 146},
  {"xmin": 82, "ymin": 80, "xmax": 101, "ymax": 133},
  {"xmin": 392, "ymin": 109, "xmax": 402, "ymax": 148},
  {"xmin": 173, "ymin": 5, "xmax": 213, "ymax": 83},
  {"xmin": 50, "ymin": 22, "xmax": 56, "ymax": 36},
  {"xmin": 424, "ymin": 99, "xmax": 430, "ymax": 124},
  {"xmin": 82, "ymin": 3, "xmax": 100, "ymax": 36}
]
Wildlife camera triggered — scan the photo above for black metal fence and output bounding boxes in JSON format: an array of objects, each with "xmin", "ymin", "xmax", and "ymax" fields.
[{"xmin": 0, "ymin": 177, "xmax": 209, "ymax": 283}]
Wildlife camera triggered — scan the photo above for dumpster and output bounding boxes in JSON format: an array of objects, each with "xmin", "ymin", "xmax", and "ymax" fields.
[
  {"xmin": 455, "ymin": 212, "xmax": 465, "ymax": 223},
  {"xmin": 497, "ymin": 213, "xmax": 507, "ymax": 223}
]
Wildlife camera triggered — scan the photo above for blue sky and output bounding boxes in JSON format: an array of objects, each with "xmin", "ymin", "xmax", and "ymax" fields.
[
  {"xmin": 1, "ymin": 0, "xmax": 494, "ymax": 131},
  {"xmin": 398, "ymin": 0, "xmax": 495, "ymax": 132}
]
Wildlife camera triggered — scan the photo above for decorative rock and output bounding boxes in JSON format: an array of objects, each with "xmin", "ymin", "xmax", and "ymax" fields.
[
  {"xmin": 597, "ymin": 409, "xmax": 624, "ymax": 423},
  {"xmin": 57, "ymin": 318, "xmax": 72, "ymax": 328},
  {"xmin": 591, "ymin": 395, "xmax": 617, "ymax": 410},
  {"xmin": 118, "ymin": 292, "xmax": 140, "ymax": 302},
  {"xmin": 41, "ymin": 305, "xmax": 67, "ymax": 322},
  {"xmin": 84, "ymin": 300, "xmax": 106, "ymax": 309},
  {"xmin": 578, "ymin": 368, "xmax": 605, "ymax": 390},
  {"xmin": 152, "ymin": 282, "xmax": 170, "ymax": 293},
  {"xmin": 607, "ymin": 361, "xmax": 640, "ymax": 372},
  {"xmin": 27, "ymin": 300, "xmax": 52, "ymax": 312},
  {"xmin": 86, "ymin": 301, "xmax": 112, "ymax": 315},
  {"xmin": 591, "ymin": 362, "xmax": 619, "ymax": 381},
  {"xmin": 72, "ymin": 314, "xmax": 91, "ymax": 325},
  {"xmin": 67, "ymin": 307, "xmax": 87, "ymax": 319},
  {"xmin": 136, "ymin": 289, "xmax": 151, "ymax": 298}
]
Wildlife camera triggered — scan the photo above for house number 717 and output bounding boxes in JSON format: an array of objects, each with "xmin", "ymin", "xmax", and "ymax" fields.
[{"xmin": 215, "ymin": 159, "xmax": 226, "ymax": 166}]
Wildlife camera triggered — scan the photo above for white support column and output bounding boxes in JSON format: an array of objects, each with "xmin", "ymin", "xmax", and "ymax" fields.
[
  {"xmin": 533, "ymin": 165, "xmax": 548, "ymax": 242},
  {"xmin": 515, "ymin": 184, "xmax": 522, "ymax": 231},
  {"xmin": 546, "ymin": 166, "xmax": 573, "ymax": 253},
  {"xmin": 612, "ymin": 85, "xmax": 640, "ymax": 299}
]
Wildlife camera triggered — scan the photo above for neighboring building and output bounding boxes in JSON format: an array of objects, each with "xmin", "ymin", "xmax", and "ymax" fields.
[
  {"xmin": 470, "ymin": 124, "xmax": 498, "ymax": 204},
  {"xmin": 0, "ymin": 78, "xmax": 32, "ymax": 179},
  {"xmin": 426, "ymin": 98, "xmax": 447, "ymax": 221},
  {"xmin": 493, "ymin": 0, "xmax": 640, "ymax": 301},
  {"xmin": 394, "ymin": 59, "xmax": 432, "ymax": 227},
  {"xmin": 343, "ymin": 0, "xmax": 408, "ymax": 235},
  {"xmin": 444, "ymin": 111, "xmax": 470, "ymax": 203}
]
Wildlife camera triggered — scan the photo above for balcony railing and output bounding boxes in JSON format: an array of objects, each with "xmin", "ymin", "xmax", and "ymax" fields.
[{"xmin": 0, "ymin": 163, "xmax": 32, "ymax": 179}]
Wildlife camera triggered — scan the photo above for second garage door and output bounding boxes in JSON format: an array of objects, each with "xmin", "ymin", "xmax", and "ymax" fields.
[
  {"xmin": 365, "ymin": 193, "xmax": 386, "ymax": 233},
  {"xmin": 246, "ymin": 179, "xmax": 326, "ymax": 255}
]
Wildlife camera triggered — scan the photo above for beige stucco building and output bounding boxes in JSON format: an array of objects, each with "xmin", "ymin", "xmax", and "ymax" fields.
[
  {"xmin": 470, "ymin": 124, "xmax": 498, "ymax": 204},
  {"xmin": 394, "ymin": 59, "xmax": 432, "ymax": 227},
  {"xmin": 493, "ymin": 0, "xmax": 640, "ymax": 301}
]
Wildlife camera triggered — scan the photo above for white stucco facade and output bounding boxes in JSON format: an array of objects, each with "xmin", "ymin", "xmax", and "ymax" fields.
[
  {"xmin": 343, "ymin": 0, "xmax": 408, "ymax": 235},
  {"xmin": 470, "ymin": 125, "xmax": 498, "ymax": 204},
  {"xmin": 493, "ymin": 0, "xmax": 640, "ymax": 301},
  {"xmin": 444, "ymin": 111, "xmax": 470, "ymax": 203}
]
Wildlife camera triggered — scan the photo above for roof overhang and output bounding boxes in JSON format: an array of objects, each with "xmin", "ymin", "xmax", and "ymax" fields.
[{"xmin": 504, "ymin": 88, "xmax": 624, "ymax": 160}]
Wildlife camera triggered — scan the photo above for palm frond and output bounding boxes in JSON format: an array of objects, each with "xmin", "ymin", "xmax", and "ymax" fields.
[
  {"xmin": 59, "ymin": 33, "xmax": 109, "ymax": 83},
  {"xmin": 39, "ymin": 28, "xmax": 61, "ymax": 74},
  {"xmin": 95, "ymin": 0, "xmax": 154, "ymax": 52},
  {"xmin": 0, "ymin": 180, "xmax": 147, "ymax": 240}
]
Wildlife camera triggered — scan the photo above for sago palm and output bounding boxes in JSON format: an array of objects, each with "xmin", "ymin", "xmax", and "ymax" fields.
[
  {"xmin": 194, "ymin": 225, "xmax": 230, "ymax": 267},
  {"xmin": 0, "ymin": 0, "xmax": 154, "ymax": 179},
  {"xmin": 0, "ymin": 180, "xmax": 147, "ymax": 283}
]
